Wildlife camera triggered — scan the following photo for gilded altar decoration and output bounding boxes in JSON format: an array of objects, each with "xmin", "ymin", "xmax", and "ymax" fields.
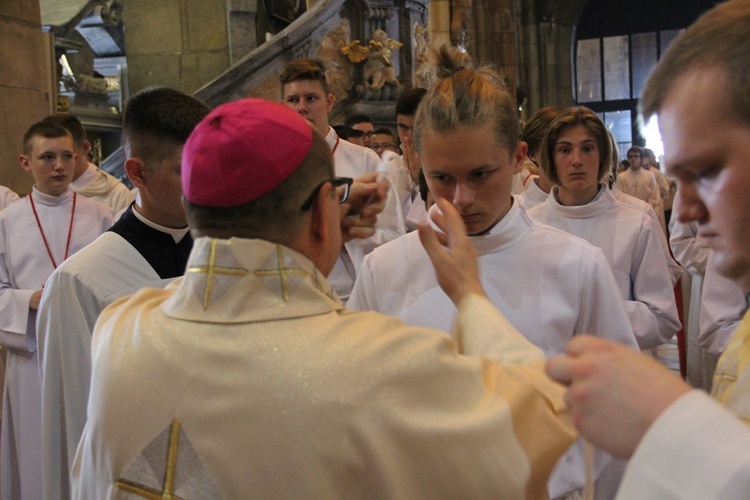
[{"xmin": 341, "ymin": 29, "xmax": 403, "ymax": 91}]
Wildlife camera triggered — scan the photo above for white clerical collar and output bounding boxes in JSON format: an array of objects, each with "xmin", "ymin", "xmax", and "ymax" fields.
[
  {"xmin": 31, "ymin": 186, "xmax": 74, "ymax": 206},
  {"xmin": 426, "ymin": 198, "xmax": 531, "ymax": 255},
  {"xmin": 131, "ymin": 205, "xmax": 189, "ymax": 243},
  {"xmin": 324, "ymin": 126, "xmax": 337, "ymax": 149},
  {"xmin": 70, "ymin": 162, "xmax": 98, "ymax": 189},
  {"xmin": 547, "ymin": 184, "xmax": 614, "ymax": 219}
]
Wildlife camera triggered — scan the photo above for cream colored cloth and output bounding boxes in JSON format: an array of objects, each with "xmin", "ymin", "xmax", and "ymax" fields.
[
  {"xmin": 70, "ymin": 162, "xmax": 134, "ymax": 211},
  {"xmin": 615, "ymin": 168, "xmax": 660, "ymax": 213},
  {"xmin": 72, "ymin": 237, "xmax": 575, "ymax": 499},
  {"xmin": 0, "ymin": 186, "xmax": 19, "ymax": 211}
]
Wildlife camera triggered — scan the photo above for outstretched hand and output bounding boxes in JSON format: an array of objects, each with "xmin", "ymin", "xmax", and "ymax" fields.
[
  {"xmin": 418, "ymin": 198, "xmax": 486, "ymax": 304},
  {"xmin": 545, "ymin": 335, "xmax": 691, "ymax": 458},
  {"xmin": 339, "ymin": 172, "xmax": 389, "ymax": 242}
]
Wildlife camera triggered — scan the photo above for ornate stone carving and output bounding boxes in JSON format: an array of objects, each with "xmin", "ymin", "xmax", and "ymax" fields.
[
  {"xmin": 292, "ymin": 39, "xmax": 317, "ymax": 60},
  {"xmin": 413, "ymin": 22, "xmax": 432, "ymax": 88},
  {"xmin": 318, "ymin": 20, "xmax": 354, "ymax": 105},
  {"xmin": 341, "ymin": 29, "xmax": 402, "ymax": 91}
]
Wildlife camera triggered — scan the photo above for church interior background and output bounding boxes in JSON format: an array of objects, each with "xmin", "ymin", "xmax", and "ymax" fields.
[{"xmin": 1, "ymin": 0, "xmax": 716, "ymax": 193}]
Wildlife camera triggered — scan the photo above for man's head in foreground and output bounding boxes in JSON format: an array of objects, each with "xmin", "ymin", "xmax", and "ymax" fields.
[
  {"xmin": 182, "ymin": 98, "xmax": 342, "ymax": 276},
  {"xmin": 122, "ymin": 87, "xmax": 210, "ymax": 228},
  {"xmin": 641, "ymin": 0, "xmax": 750, "ymax": 292}
]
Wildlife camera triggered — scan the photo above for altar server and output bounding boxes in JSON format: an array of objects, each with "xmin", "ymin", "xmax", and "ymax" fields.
[
  {"xmin": 348, "ymin": 46, "xmax": 637, "ymax": 498},
  {"xmin": 0, "ymin": 122, "xmax": 114, "ymax": 499},
  {"xmin": 42, "ymin": 113, "xmax": 134, "ymax": 210},
  {"xmin": 528, "ymin": 107, "xmax": 681, "ymax": 350},
  {"xmin": 547, "ymin": 2, "xmax": 750, "ymax": 497}
]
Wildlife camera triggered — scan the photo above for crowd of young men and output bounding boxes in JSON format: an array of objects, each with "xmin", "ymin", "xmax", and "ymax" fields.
[{"xmin": 0, "ymin": 1, "xmax": 749, "ymax": 497}]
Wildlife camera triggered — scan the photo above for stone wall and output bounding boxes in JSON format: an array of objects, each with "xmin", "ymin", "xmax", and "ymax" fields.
[
  {"xmin": 122, "ymin": 0, "xmax": 230, "ymax": 95},
  {"xmin": 0, "ymin": 1, "xmax": 55, "ymax": 195}
]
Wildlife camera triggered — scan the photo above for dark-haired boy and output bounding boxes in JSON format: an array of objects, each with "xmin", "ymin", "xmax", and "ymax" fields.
[
  {"xmin": 369, "ymin": 127, "xmax": 399, "ymax": 157},
  {"xmin": 42, "ymin": 113, "xmax": 134, "ymax": 210},
  {"xmin": 383, "ymin": 87, "xmax": 428, "ymax": 232},
  {"xmin": 0, "ymin": 122, "xmax": 114, "ymax": 498},
  {"xmin": 345, "ymin": 113, "xmax": 374, "ymax": 147}
]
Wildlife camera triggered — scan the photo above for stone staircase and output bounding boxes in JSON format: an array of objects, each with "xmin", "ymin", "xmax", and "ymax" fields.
[{"xmin": 103, "ymin": 0, "xmax": 429, "ymax": 181}]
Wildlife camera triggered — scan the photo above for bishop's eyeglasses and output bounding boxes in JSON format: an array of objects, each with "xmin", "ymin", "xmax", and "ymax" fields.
[{"xmin": 301, "ymin": 177, "xmax": 353, "ymax": 211}]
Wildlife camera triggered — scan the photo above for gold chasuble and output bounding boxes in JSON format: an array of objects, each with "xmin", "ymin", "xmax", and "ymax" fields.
[
  {"xmin": 712, "ymin": 309, "xmax": 750, "ymax": 424},
  {"xmin": 72, "ymin": 237, "xmax": 575, "ymax": 499}
]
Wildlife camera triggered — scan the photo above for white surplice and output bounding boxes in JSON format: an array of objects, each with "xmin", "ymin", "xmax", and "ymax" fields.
[
  {"xmin": 528, "ymin": 187, "xmax": 681, "ymax": 350},
  {"xmin": 37, "ymin": 224, "xmax": 180, "ymax": 500},
  {"xmin": 0, "ymin": 188, "xmax": 113, "ymax": 499},
  {"xmin": 72, "ymin": 237, "xmax": 576, "ymax": 499},
  {"xmin": 324, "ymin": 127, "xmax": 404, "ymax": 301},
  {"xmin": 349, "ymin": 198, "xmax": 639, "ymax": 498},
  {"xmin": 699, "ymin": 251, "xmax": 750, "ymax": 356},
  {"xmin": 517, "ymin": 177, "xmax": 549, "ymax": 210},
  {"xmin": 669, "ymin": 215, "xmax": 714, "ymax": 388},
  {"xmin": 350, "ymin": 199, "xmax": 636, "ymax": 354},
  {"xmin": 70, "ymin": 162, "xmax": 134, "ymax": 211},
  {"xmin": 615, "ymin": 167, "xmax": 661, "ymax": 212},
  {"xmin": 616, "ymin": 390, "xmax": 750, "ymax": 499},
  {"xmin": 382, "ymin": 153, "xmax": 428, "ymax": 232},
  {"xmin": 610, "ymin": 184, "xmax": 681, "ymax": 285},
  {"xmin": 0, "ymin": 186, "xmax": 19, "ymax": 211}
]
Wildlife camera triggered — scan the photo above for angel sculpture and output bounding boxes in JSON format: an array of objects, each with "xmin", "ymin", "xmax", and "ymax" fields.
[{"xmin": 341, "ymin": 29, "xmax": 403, "ymax": 91}]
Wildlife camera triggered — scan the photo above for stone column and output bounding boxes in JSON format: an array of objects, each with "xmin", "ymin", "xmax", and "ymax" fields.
[
  {"xmin": 470, "ymin": 0, "xmax": 517, "ymax": 95},
  {"xmin": 516, "ymin": 0, "xmax": 587, "ymax": 114},
  {"xmin": 0, "ymin": 1, "xmax": 54, "ymax": 194},
  {"xmin": 428, "ymin": 0, "xmax": 451, "ymax": 47}
]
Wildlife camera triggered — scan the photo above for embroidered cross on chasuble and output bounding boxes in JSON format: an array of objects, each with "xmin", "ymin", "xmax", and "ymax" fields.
[
  {"xmin": 186, "ymin": 238, "xmax": 322, "ymax": 309},
  {"xmin": 116, "ymin": 419, "xmax": 222, "ymax": 499}
]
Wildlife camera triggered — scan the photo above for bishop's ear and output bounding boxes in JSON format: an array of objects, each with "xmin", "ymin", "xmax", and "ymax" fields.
[{"xmin": 310, "ymin": 180, "xmax": 337, "ymax": 242}]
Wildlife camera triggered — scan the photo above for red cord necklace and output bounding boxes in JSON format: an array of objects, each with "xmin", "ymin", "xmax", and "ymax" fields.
[
  {"xmin": 29, "ymin": 191, "xmax": 77, "ymax": 269},
  {"xmin": 331, "ymin": 134, "xmax": 340, "ymax": 156}
]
